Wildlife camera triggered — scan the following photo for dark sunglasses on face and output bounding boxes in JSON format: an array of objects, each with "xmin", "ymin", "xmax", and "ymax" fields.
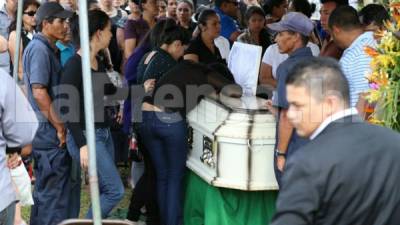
[{"xmin": 23, "ymin": 11, "xmax": 36, "ymax": 16}]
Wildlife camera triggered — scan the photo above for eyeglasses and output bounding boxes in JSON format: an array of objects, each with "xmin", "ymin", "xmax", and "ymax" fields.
[{"xmin": 23, "ymin": 11, "xmax": 36, "ymax": 16}]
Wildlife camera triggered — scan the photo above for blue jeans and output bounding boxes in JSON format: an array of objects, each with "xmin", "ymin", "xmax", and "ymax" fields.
[
  {"xmin": 66, "ymin": 128, "xmax": 124, "ymax": 218},
  {"xmin": 140, "ymin": 111, "xmax": 188, "ymax": 225},
  {"xmin": 0, "ymin": 202, "xmax": 15, "ymax": 225}
]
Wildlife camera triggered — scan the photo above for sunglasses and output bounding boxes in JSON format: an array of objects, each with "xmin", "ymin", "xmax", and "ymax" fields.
[{"xmin": 23, "ymin": 11, "xmax": 36, "ymax": 16}]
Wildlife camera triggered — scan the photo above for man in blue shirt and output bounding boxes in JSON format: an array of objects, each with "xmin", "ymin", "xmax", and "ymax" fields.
[
  {"xmin": 214, "ymin": 0, "xmax": 241, "ymax": 42},
  {"xmin": 22, "ymin": 2, "xmax": 73, "ymax": 225},
  {"xmin": 328, "ymin": 6, "xmax": 376, "ymax": 118},
  {"xmin": 266, "ymin": 12, "xmax": 315, "ymax": 185}
]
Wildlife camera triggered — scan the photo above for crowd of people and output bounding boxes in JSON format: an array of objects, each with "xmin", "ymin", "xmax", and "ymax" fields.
[{"xmin": 1, "ymin": 0, "xmax": 400, "ymax": 225}]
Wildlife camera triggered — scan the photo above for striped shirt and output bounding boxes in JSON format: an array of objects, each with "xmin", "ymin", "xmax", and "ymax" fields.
[{"xmin": 339, "ymin": 31, "xmax": 376, "ymax": 107}]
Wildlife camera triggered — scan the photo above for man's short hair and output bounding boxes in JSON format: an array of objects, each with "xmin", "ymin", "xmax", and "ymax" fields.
[
  {"xmin": 286, "ymin": 57, "xmax": 350, "ymax": 106},
  {"xmin": 359, "ymin": 4, "xmax": 389, "ymax": 28},
  {"xmin": 215, "ymin": 0, "xmax": 232, "ymax": 8},
  {"xmin": 320, "ymin": 0, "xmax": 348, "ymax": 6},
  {"xmin": 328, "ymin": 5, "xmax": 362, "ymax": 31}
]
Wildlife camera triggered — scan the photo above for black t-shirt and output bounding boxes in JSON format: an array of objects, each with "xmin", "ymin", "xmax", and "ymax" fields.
[
  {"xmin": 185, "ymin": 35, "xmax": 226, "ymax": 65},
  {"xmin": 57, "ymin": 54, "xmax": 120, "ymax": 148},
  {"xmin": 151, "ymin": 60, "xmax": 240, "ymax": 116}
]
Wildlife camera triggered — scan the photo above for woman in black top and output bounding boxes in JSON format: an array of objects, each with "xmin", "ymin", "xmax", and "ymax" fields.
[
  {"xmin": 140, "ymin": 59, "xmax": 241, "ymax": 225},
  {"xmin": 8, "ymin": 0, "xmax": 40, "ymax": 80},
  {"xmin": 58, "ymin": 10, "xmax": 124, "ymax": 218},
  {"xmin": 176, "ymin": 0, "xmax": 197, "ymax": 36},
  {"xmin": 183, "ymin": 9, "xmax": 225, "ymax": 65},
  {"xmin": 139, "ymin": 20, "xmax": 190, "ymax": 84}
]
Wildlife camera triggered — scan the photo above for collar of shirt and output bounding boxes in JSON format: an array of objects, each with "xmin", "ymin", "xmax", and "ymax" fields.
[
  {"xmin": 56, "ymin": 41, "xmax": 74, "ymax": 52},
  {"xmin": 288, "ymin": 46, "xmax": 312, "ymax": 59},
  {"xmin": 309, "ymin": 107, "xmax": 358, "ymax": 140},
  {"xmin": 34, "ymin": 33, "xmax": 58, "ymax": 52},
  {"xmin": 344, "ymin": 31, "xmax": 374, "ymax": 54}
]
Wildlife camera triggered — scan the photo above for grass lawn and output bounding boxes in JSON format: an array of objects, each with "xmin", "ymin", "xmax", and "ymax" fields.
[{"xmin": 21, "ymin": 167, "xmax": 133, "ymax": 222}]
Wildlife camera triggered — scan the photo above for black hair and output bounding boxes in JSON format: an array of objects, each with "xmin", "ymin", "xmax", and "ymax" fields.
[
  {"xmin": 262, "ymin": 0, "xmax": 286, "ymax": 15},
  {"xmin": 214, "ymin": 0, "xmax": 229, "ymax": 8},
  {"xmin": 359, "ymin": 4, "xmax": 389, "ymax": 28},
  {"xmin": 71, "ymin": 10, "xmax": 110, "ymax": 48},
  {"xmin": 8, "ymin": 0, "xmax": 40, "ymax": 33},
  {"xmin": 159, "ymin": 18, "xmax": 191, "ymax": 45},
  {"xmin": 177, "ymin": 0, "xmax": 194, "ymax": 10},
  {"xmin": 245, "ymin": 6, "xmax": 266, "ymax": 22},
  {"xmin": 197, "ymin": 8, "xmax": 217, "ymax": 26},
  {"xmin": 37, "ymin": 16, "xmax": 57, "ymax": 32},
  {"xmin": 290, "ymin": 0, "xmax": 315, "ymax": 18},
  {"xmin": 328, "ymin": 5, "xmax": 362, "ymax": 31},
  {"xmin": 150, "ymin": 18, "xmax": 177, "ymax": 48},
  {"xmin": 320, "ymin": 0, "xmax": 348, "ymax": 6},
  {"xmin": 286, "ymin": 57, "xmax": 350, "ymax": 106},
  {"xmin": 139, "ymin": 0, "xmax": 149, "ymax": 11}
]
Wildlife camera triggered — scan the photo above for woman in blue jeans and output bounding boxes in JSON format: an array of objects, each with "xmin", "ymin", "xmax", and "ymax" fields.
[
  {"xmin": 141, "ymin": 46, "xmax": 242, "ymax": 225},
  {"xmin": 58, "ymin": 10, "xmax": 124, "ymax": 218}
]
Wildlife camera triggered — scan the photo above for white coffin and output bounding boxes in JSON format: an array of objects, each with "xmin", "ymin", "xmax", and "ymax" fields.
[{"xmin": 186, "ymin": 95, "xmax": 278, "ymax": 191}]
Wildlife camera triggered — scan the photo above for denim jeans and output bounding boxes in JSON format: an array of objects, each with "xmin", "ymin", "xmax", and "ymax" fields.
[
  {"xmin": 140, "ymin": 111, "xmax": 188, "ymax": 225},
  {"xmin": 0, "ymin": 202, "xmax": 15, "ymax": 225},
  {"xmin": 66, "ymin": 128, "xmax": 124, "ymax": 218}
]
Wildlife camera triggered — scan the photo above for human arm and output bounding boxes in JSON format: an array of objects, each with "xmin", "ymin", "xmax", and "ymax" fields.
[
  {"xmin": 0, "ymin": 35, "xmax": 7, "ymax": 52},
  {"xmin": 32, "ymin": 86, "xmax": 66, "ymax": 147},
  {"xmin": 276, "ymin": 108, "xmax": 294, "ymax": 171},
  {"xmin": 229, "ymin": 31, "xmax": 241, "ymax": 42},
  {"xmin": 124, "ymin": 20, "xmax": 139, "ymax": 60},
  {"xmin": 124, "ymin": 38, "xmax": 137, "ymax": 60},
  {"xmin": 259, "ymin": 62, "xmax": 276, "ymax": 88},
  {"xmin": 183, "ymin": 53, "xmax": 199, "ymax": 62},
  {"xmin": 8, "ymin": 31, "xmax": 24, "ymax": 80},
  {"xmin": 1, "ymin": 71, "xmax": 38, "ymax": 148}
]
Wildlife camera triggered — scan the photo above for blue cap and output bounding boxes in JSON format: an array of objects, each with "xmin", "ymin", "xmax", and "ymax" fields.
[{"xmin": 267, "ymin": 12, "xmax": 314, "ymax": 36}]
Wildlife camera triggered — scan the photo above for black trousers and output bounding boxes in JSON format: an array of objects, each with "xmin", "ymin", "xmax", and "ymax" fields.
[{"xmin": 127, "ymin": 128, "xmax": 160, "ymax": 225}]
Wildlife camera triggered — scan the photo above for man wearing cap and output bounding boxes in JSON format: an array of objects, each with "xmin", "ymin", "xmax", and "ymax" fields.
[
  {"xmin": 22, "ymin": 2, "xmax": 73, "ymax": 225},
  {"xmin": 266, "ymin": 12, "xmax": 314, "ymax": 185}
]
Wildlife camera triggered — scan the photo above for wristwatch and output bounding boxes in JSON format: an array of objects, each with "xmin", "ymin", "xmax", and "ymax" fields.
[{"xmin": 275, "ymin": 149, "xmax": 286, "ymax": 157}]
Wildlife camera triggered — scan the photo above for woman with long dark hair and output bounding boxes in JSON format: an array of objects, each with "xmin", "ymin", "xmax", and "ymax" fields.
[
  {"xmin": 8, "ymin": 0, "xmax": 40, "ymax": 80},
  {"xmin": 183, "ymin": 9, "xmax": 225, "ymax": 65},
  {"xmin": 58, "ymin": 9, "xmax": 124, "ymax": 218},
  {"xmin": 237, "ymin": 6, "xmax": 272, "ymax": 54}
]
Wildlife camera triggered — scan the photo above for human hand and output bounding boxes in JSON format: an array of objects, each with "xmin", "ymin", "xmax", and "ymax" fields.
[
  {"xmin": 80, "ymin": 145, "xmax": 89, "ymax": 171},
  {"xmin": 57, "ymin": 128, "xmax": 66, "ymax": 148},
  {"xmin": 7, "ymin": 152, "xmax": 21, "ymax": 169},
  {"xmin": 276, "ymin": 155, "xmax": 286, "ymax": 172},
  {"xmin": 266, "ymin": 100, "xmax": 277, "ymax": 116},
  {"xmin": 143, "ymin": 79, "xmax": 156, "ymax": 93}
]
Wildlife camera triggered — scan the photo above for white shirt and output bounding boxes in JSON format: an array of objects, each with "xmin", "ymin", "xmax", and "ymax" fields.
[
  {"xmin": 309, "ymin": 108, "xmax": 358, "ymax": 140},
  {"xmin": 214, "ymin": 36, "xmax": 230, "ymax": 60}
]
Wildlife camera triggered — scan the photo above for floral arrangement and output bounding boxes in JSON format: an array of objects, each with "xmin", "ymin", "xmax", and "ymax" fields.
[{"xmin": 364, "ymin": 1, "xmax": 400, "ymax": 131}]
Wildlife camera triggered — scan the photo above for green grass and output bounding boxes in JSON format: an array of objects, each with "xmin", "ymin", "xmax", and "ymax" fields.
[{"xmin": 21, "ymin": 167, "xmax": 133, "ymax": 222}]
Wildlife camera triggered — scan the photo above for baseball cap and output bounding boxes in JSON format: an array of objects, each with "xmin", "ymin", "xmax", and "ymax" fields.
[
  {"xmin": 36, "ymin": 2, "xmax": 74, "ymax": 25},
  {"xmin": 267, "ymin": 12, "xmax": 314, "ymax": 36}
]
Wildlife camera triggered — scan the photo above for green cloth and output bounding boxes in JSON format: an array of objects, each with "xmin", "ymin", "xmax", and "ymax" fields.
[{"xmin": 184, "ymin": 171, "xmax": 278, "ymax": 225}]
